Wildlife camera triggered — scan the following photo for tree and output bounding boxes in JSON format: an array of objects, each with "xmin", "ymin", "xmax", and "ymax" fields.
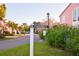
[
  {"xmin": 6, "ymin": 20, "xmax": 18, "ymax": 34},
  {"xmin": 0, "ymin": 4, "xmax": 6, "ymax": 20},
  {"xmin": 20, "ymin": 23, "xmax": 29, "ymax": 34},
  {"xmin": 22, "ymin": 23, "xmax": 29, "ymax": 31},
  {"xmin": 18, "ymin": 25, "xmax": 23, "ymax": 33}
]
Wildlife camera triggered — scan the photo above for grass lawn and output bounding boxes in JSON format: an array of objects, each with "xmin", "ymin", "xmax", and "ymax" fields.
[
  {"xmin": 0, "ymin": 44, "xmax": 29, "ymax": 56},
  {"xmin": 34, "ymin": 42, "xmax": 72, "ymax": 56}
]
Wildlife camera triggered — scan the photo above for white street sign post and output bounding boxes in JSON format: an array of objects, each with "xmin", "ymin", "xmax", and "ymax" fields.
[{"xmin": 30, "ymin": 27, "xmax": 34, "ymax": 56}]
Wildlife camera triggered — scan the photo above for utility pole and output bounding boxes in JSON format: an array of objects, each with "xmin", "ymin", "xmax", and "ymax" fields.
[{"xmin": 46, "ymin": 12, "xmax": 50, "ymax": 28}]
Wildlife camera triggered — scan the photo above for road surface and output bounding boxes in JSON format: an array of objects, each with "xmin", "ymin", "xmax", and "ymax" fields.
[{"xmin": 0, "ymin": 34, "xmax": 41, "ymax": 50}]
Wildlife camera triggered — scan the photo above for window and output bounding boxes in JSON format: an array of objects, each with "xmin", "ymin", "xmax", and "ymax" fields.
[
  {"xmin": 73, "ymin": 7, "xmax": 79, "ymax": 21},
  {"xmin": 78, "ymin": 16, "xmax": 79, "ymax": 21},
  {"xmin": 77, "ymin": 8, "xmax": 79, "ymax": 21},
  {"xmin": 73, "ymin": 9, "xmax": 76, "ymax": 21}
]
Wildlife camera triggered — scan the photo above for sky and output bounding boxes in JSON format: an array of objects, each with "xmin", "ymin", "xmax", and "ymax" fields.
[{"xmin": 5, "ymin": 3, "xmax": 69, "ymax": 25}]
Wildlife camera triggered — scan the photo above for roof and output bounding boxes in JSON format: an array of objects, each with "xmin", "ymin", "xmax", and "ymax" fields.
[{"xmin": 59, "ymin": 3, "xmax": 71, "ymax": 17}]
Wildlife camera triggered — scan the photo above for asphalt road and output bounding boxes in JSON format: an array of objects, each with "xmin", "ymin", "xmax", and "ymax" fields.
[
  {"xmin": 0, "ymin": 34, "xmax": 41, "ymax": 50},
  {"xmin": 0, "ymin": 34, "xmax": 30, "ymax": 50}
]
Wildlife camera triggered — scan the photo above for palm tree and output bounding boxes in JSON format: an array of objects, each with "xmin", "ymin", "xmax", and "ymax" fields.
[
  {"xmin": 22, "ymin": 23, "xmax": 29, "ymax": 34},
  {"xmin": 13, "ymin": 23, "xmax": 18, "ymax": 34},
  {"xmin": 18, "ymin": 25, "xmax": 23, "ymax": 34},
  {"xmin": 6, "ymin": 20, "xmax": 18, "ymax": 34},
  {"xmin": 17, "ymin": 23, "xmax": 29, "ymax": 34}
]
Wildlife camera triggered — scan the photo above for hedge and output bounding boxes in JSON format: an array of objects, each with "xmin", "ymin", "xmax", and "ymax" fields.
[
  {"xmin": 38, "ymin": 31, "xmax": 44, "ymax": 39},
  {"xmin": 45, "ymin": 24, "xmax": 79, "ymax": 56},
  {"xmin": 0, "ymin": 33, "xmax": 5, "ymax": 39}
]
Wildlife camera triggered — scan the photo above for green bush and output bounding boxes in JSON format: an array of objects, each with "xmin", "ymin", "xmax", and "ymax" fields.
[
  {"xmin": 4, "ymin": 31, "xmax": 14, "ymax": 36},
  {"xmin": 45, "ymin": 25, "xmax": 69, "ymax": 48},
  {"xmin": 38, "ymin": 31, "xmax": 44, "ymax": 39},
  {"xmin": 66, "ymin": 28, "xmax": 79, "ymax": 55},
  {"xmin": 45, "ymin": 29, "xmax": 54, "ymax": 47},
  {"xmin": 0, "ymin": 33, "xmax": 5, "ymax": 39},
  {"xmin": 45, "ymin": 24, "xmax": 79, "ymax": 55}
]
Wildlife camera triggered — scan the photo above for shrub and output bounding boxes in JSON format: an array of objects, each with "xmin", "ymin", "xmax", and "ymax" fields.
[
  {"xmin": 45, "ymin": 25, "xmax": 70, "ymax": 48},
  {"xmin": 45, "ymin": 29, "xmax": 54, "ymax": 47},
  {"xmin": 38, "ymin": 31, "xmax": 44, "ymax": 39},
  {"xmin": 0, "ymin": 33, "xmax": 5, "ymax": 39},
  {"xmin": 66, "ymin": 28, "xmax": 79, "ymax": 55},
  {"xmin": 4, "ymin": 31, "xmax": 14, "ymax": 36},
  {"xmin": 45, "ymin": 24, "xmax": 79, "ymax": 55}
]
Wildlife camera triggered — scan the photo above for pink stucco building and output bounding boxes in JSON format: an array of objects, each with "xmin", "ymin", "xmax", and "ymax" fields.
[{"xmin": 59, "ymin": 3, "xmax": 79, "ymax": 27}]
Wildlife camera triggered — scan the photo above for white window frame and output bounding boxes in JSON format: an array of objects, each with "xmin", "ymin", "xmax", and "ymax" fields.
[
  {"xmin": 72, "ymin": 7, "xmax": 79, "ymax": 27},
  {"xmin": 76, "ymin": 7, "xmax": 79, "ymax": 21},
  {"xmin": 72, "ymin": 7, "xmax": 79, "ymax": 21}
]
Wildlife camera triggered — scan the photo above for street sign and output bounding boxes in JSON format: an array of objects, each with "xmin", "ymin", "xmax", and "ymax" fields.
[{"xmin": 43, "ymin": 30, "xmax": 46, "ymax": 36}]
